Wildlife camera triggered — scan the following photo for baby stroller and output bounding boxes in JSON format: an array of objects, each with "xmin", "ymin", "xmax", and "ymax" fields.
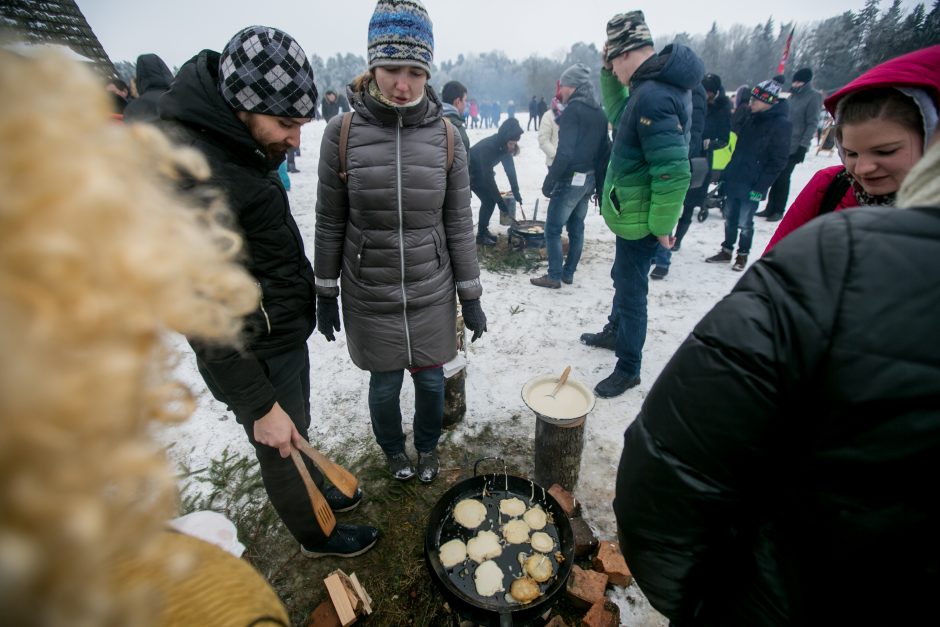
[{"xmin": 697, "ymin": 181, "xmax": 725, "ymax": 222}]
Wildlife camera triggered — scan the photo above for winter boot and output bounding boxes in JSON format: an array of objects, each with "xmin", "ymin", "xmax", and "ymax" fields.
[
  {"xmin": 580, "ymin": 326, "xmax": 616, "ymax": 351},
  {"xmin": 417, "ymin": 450, "xmax": 440, "ymax": 483},
  {"xmin": 530, "ymin": 274, "xmax": 561, "ymax": 289},
  {"xmin": 476, "ymin": 231, "xmax": 497, "ymax": 246},
  {"xmin": 705, "ymin": 249, "xmax": 733, "ymax": 263},
  {"xmin": 301, "ymin": 524, "xmax": 380, "ymax": 559},
  {"xmin": 650, "ymin": 266, "xmax": 669, "ymax": 280},
  {"xmin": 386, "ymin": 452, "xmax": 416, "ymax": 481},
  {"xmin": 594, "ymin": 369, "xmax": 641, "ymax": 399},
  {"xmin": 732, "ymin": 254, "xmax": 748, "ymax": 271}
]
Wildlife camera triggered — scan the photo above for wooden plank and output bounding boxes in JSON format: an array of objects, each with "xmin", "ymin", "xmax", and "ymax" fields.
[
  {"xmin": 349, "ymin": 573, "xmax": 373, "ymax": 615},
  {"xmin": 324, "ymin": 573, "xmax": 357, "ymax": 626}
]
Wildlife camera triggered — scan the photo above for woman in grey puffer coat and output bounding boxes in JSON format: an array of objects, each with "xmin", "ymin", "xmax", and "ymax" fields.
[{"xmin": 314, "ymin": 0, "xmax": 486, "ymax": 484}]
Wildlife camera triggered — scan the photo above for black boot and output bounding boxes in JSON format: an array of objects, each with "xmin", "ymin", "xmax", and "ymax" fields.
[
  {"xmin": 301, "ymin": 524, "xmax": 380, "ymax": 558},
  {"xmin": 580, "ymin": 326, "xmax": 616, "ymax": 350},
  {"xmin": 476, "ymin": 231, "xmax": 497, "ymax": 246},
  {"xmin": 594, "ymin": 369, "xmax": 641, "ymax": 399}
]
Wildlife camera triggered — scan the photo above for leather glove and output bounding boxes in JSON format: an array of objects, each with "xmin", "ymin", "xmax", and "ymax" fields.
[
  {"xmin": 794, "ymin": 145, "xmax": 807, "ymax": 163},
  {"xmin": 749, "ymin": 191, "xmax": 764, "ymax": 202},
  {"xmin": 541, "ymin": 181, "xmax": 554, "ymax": 198},
  {"xmin": 316, "ymin": 295, "xmax": 341, "ymax": 341},
  {"xmin": 461, "ymin": 299, "xmax": 487, "ymax": 343}
]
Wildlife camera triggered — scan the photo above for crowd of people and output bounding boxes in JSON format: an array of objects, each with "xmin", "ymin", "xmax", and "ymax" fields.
[{"xmin": 3, "ymin": 0, "xmax": 939, "ymax": 624}]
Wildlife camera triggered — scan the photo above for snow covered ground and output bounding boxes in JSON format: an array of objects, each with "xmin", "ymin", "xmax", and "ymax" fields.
[{"xmin": 156, "ymin": 116, "xmax": 837, "ymax": 625}]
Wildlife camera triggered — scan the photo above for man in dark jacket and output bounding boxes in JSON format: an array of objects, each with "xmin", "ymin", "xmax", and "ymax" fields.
[
  {"xmin": 614, "ymin": 141, "xmax": 940, "ymax": 625},
  {"xmin": 672, "ymin": 73, "xmax": 731, "ymax": 252},
  {"xmin": 320, "ymin": 89, "xmax": 348, "ymax": 122},
  {"xmin": 159, "ymin": 25, "xmax": 378, "ymax": 558},
  {"xmin": 581, "ymin": 11, "xmax": 703, "ymax": 398},
  {"xmin": 123, "ymin": 53, "xmax": 174, "ymax": 123},
  {"xmin": 441, "ymin": 79, "xmax": 471, "ymax": 153},
  {"xmin": 760, "ymin": 67, "xmax": 823, "ymax": 221},
  {"xmin": 530, "ymin": 63, "xmax": 610, "ymax": 289},
  {"xmin": 706, "ymin": 80, "xmax": 791, "ymax": 271},
  {"xmin": 469, "ymin": 116, "xmax": 523, "ymax": 245},
  {"xmin": 527, "ymin": 95, "xmax": 539, "ymax": 130}
]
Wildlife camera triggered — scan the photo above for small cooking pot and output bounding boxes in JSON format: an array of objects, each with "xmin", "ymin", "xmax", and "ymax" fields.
[
  {"xmin": 424, "ymin": 458, "xmax": 574, "ymax": 627},
  {"xmin": 507, "ymin": 220, "xmax": 546, "ymax": 250}
]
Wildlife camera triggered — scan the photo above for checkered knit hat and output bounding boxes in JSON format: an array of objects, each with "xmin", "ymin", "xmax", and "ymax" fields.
[
  {"xmin": 751, "ymin": 79, "xmax": 782, "ymax": 105},
  {"xmin": 367, "ymin": 0, "xmax": 434, "ymax": 77},
  {"xmin": 605, "ymin": 11, "xmax": 654, "ymax": 62},
  {"xmin": 219, "ymin": 26, "xmax": 318, "ymax": 118}
]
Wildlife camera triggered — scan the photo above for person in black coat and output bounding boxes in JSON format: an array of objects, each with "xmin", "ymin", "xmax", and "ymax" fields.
[
  {"xmin": 123, "ymin": 53, "xmax": 174, "ymax": 123},
  {"xmin": 672, "ymin": 73, "xmax": 731, "ymax": 251},
  {"xmin": 706, "ymin": 80, "xmax": 791, "ymax": 270},
  {"xmin": 614, "ymin": 138, "xmax": 940, "ymax": 626},
  {"xmin": 159, "ymin": 25, "xmax": 378, "ymax": 558},
  {"xmin": 468, "ymin": 116, "xmax": 523, "ymax": 245}
]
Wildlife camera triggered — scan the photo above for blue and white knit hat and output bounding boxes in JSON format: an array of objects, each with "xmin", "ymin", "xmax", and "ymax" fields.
[
  {"xmin": 219, "ymin": 26, "xmax": 318, "ymax": 118},
  {"xmin": 367, "ymin": 0, "xmax": 434, "ymax": 77}
]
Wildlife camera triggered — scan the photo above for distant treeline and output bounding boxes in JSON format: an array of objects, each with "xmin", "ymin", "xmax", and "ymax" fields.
[{"xmin": 116, "ymin": 0, "xmax": 938, "ymax": 110}]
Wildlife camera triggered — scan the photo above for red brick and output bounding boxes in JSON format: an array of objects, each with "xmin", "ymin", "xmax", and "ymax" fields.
[
  {"xmin": 566, "ymin": 564, "xmax": 608, "ymax": 608},
  {"xmin": 544, "ymin": 616, "xmax": 569, "ymax": 627},
  {"xmin": 307, "ymin": 600, "xmax": 342, "ymax": 627},
  {"xmin": 548, "ymin": 483, "xmax": 582, "ymax": 517},
  {"xmin": 570, "ymin": 516, "xmax": 598, "ymax": 558},
  {"xmin": 592, "ymin": 540, "xmax": 633, "ymax": 587},
  {"xmin": 582, "ymin": 600, "xmax": 620, "ymax": 627}
]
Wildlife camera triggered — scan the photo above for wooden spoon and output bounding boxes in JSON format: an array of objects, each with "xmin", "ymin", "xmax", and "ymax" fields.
[{"xmin": 546, "ymin": 366, "xmax": 571, "ymax": 399}]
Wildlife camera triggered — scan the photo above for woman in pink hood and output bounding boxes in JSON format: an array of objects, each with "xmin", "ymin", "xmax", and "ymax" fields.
[{"xmin": 763, "ymin": 44, "xmax": 939, "ymax": 254}]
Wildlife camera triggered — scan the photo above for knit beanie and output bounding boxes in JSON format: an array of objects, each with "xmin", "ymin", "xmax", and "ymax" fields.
[
  {"xmin": 793, "ymin": 67, "xmax": 813, "ymax": 83},
  {"xmin": 750, "ymin": 80, "xmax": 782, "ymax": 105},
  {"xmin": 605, "ymin": 11, "xmax": 654, "ymax": 62},
  {"xmin": 219, "ymin": 26, "xmax": 317, "ymax": 118},
  {"xmin": 367, "ymin": 0, "xmax": 434, "ymax": 77},
  {"xmin": 702, "ymin": 73, "xmax": 722, "ymax": 95},
  {"xmin": 560, "ymin": 63, "xmax": 591, "ymax": 89}
]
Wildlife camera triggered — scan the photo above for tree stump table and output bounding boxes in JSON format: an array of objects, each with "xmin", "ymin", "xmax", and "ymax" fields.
[{"xmin": 534, "ymin": 413, "xmax": 586, "ymax": 492}]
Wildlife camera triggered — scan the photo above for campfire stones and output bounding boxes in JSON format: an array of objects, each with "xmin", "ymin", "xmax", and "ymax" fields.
[{"xmin": 453, "ymin": 498, "xmax": 487, "ymax": 529}]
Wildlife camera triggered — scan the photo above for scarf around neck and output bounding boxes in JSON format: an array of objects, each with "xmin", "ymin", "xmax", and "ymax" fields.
[{"xmin": 367, "ymin": 79, "xmax": 425, "ymax": 109}]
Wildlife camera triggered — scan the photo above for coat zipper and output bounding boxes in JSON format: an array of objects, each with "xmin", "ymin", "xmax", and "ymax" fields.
[
  {"xmin": 256, "ymin": 281, "xmax": 272, "ymax": 335},
  {"xmin": 396, "ymin": 112, "xmax": 413, "ymax": 366}
]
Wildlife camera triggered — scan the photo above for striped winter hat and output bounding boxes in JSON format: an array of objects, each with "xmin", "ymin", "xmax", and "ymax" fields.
[
  {"xmin": 367, "ymin": 0, "xmax": 434, "ymax": 77},
  {"xmin": 219, "ymin": 26, "xmax": 317, "ymax": 118},
  {"xmin": 605, "ymin": 10, "xmax": 654, "ymax": 62},
  {"xmin": 751, "ymin": 79, "xmax": 782, "ymax": 105}
]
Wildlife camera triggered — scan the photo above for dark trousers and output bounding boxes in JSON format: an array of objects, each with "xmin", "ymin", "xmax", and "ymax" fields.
[
  {"xmin": 473, "ymin": 186, "xmax": 501, "ymax": 236},
  {"xmin": 368, "ymin": 368, "xmax": 444, "ymax": 456},
  {"xmin": 764, "ymin": 152, "xmax": 801, "ymax": 216},
  {"xmin": 198, "ymin": 345, "xmax": 328, "ymax": 548},
  {"xmin": 721, "ymin": 188, "xmax": 760, "ymax": 255},
  {"xmin": 612, "ymin": 234, "xmax": 660, "ymax": 378},
  {"xmin": 528, "ymin": 113, "xmax": 539, "ymax": 130}
]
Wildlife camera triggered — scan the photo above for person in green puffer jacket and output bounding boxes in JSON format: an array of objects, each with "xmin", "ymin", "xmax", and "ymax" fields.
[{"xmin": 580, "ymin": 10, "xmax": 703, "ymax": 399}]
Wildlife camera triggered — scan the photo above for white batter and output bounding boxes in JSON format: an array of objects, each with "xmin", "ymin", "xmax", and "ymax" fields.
[
  {"xmin": 530, "ymin": 531, "xmax": 554, "ymax": 553},
  {"xmin": 499, "ymin": 497, "xmax": 526, "ymax": 517},
  {"xmin": 453, "ymin": 498, "xmax": 487, "ymax": 529},
  {"xmin": 502, "ymin": 519, "xmax": 531, "ymax": 544},
  {"xmin": 523, "ymin": 505, "xmax": 548, "ymax": 530},
  {"xmin": 438, "ymin": 538, "xmax": 467, "ymax": 568},
  {"xmin": 467, "ymin": 530, "xmax": 503, "ymax": 563},
  {"xmin": 523, "ymin": 377, "xmax": 592, "ymax": 420},
  {"xmin": 474, "ymin": 560, "xmax": 505, "ymax": 597}
]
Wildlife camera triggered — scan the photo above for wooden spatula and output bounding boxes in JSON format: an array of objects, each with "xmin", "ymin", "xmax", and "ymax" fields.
[
  {"xmin": 289, "ymin": 446, "xmax": 336, "ymax": 536},
  {"xmin": 546, "ymin": 366, "xmax": 571, "ymax": 399},
  {"xmin": 295, "ymin": 438, "xmax": 359, "ymax": 498}
]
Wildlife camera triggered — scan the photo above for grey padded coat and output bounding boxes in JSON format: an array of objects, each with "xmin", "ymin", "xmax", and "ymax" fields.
[{"xmin": 314, "ymin": 79, "xmax": 482, "ymax": 371}]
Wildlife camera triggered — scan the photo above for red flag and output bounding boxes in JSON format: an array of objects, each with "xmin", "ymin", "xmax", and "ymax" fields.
[{"xmin": 777, "ymin": 28, "xmax": 795, "ymax": 75}]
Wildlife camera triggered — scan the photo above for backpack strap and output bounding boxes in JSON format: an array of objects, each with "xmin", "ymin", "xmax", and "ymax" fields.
[
  {"xmin": 337, "ymin": 112, "xmax": 353, "ymax": 184},
  {"xmin": 818, "ymin": 168, "xmax": 853, "ymax": 217},
  {"xmin": 442, "ymin": 117, "xmax": 455, "ymax": 171}
]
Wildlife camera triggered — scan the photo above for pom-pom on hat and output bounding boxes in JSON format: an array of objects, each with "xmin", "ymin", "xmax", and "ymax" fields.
[
  {"xmin": 219, "ymin": 26, "xmax": 317, "ymax": 118},
  {"xmin": 367, "ymin": 0, "xmax": 434, "ymax": 77},
  {"xmin": 751, "ymin": 79, "xmax": 782, "ymax": 105}
]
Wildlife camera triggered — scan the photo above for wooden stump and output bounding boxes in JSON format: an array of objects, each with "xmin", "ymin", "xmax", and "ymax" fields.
[
  {"xmin": 443, "ymin": 311, "xmax": 466, "ymax": 429},
  {"xmin": 534, "ymin": 415, "xmax": 585, "ymax": 492}
]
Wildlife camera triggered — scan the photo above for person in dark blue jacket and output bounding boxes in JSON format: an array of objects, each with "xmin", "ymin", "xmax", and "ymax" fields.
[
  {"xmin": 469, "ymin": 117, "xmax": 523, "ymax": 245},
  {"xmin": 123, "ymin": 53, "xmax": 174, "ymax": 124},
  {"xmin": 530, "ymin": 63, "xmax": 610, "ymax": 289},
  {"xmin": 706, "ymin": 80, "xmax": 791, "ymax": 271}
]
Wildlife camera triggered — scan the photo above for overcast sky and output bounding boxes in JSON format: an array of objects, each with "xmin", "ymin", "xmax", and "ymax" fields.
[{"xmin": 80, "ymin": 0, "xmax": 921, "ymax": 69}]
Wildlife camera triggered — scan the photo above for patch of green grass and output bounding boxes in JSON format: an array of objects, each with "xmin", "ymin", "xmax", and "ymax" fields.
[
  {"xmin": 176, "ymin": 426, "xmax": 588, "ymax": 626},
  {"xmin": 478, "ymin": 239, "xmax": 543, "ymax": 274}
]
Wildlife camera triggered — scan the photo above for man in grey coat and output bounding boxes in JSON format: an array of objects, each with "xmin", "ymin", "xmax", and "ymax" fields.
[{"xmin": 760, "ymin": 67, "xmax": 823, "ymax": 221}]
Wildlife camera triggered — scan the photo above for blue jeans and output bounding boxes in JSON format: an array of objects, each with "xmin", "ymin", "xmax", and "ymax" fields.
[
  {"xmin": 545, "ymin": 173, "xmax": 594, "ymax": 281},
  {"xmin": 721, "ymin": 188, "xmax": 760, "ymax": 255},
  {"xmin": 653, "ymin": 243, "xmax": 671, "ymax": 269},
  {"xmin": 612, "ymin": 234, "xmax": 661, "ymax": 378},
  {"xmin": 368, "ymin": 367, "xmax": 444, "ymax": 456}
]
